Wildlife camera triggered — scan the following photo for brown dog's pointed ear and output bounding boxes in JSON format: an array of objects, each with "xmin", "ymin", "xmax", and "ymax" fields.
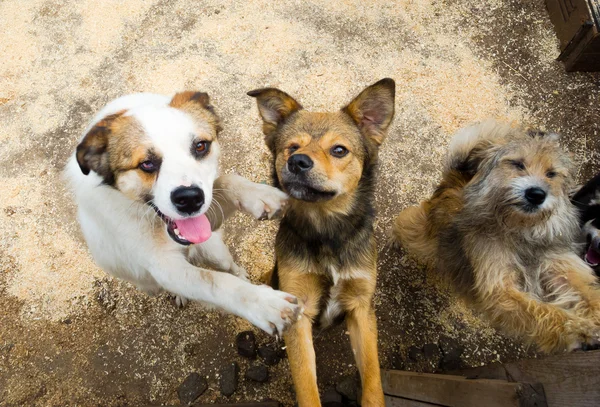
[
  {"xmin": 76, "ymin": 110, "xmax": 125, "ymax": 182},
  {"xmin": 342, "ymin": 78, "xmax": 395, "ymax": 145},
  {"xmin": 247, "ymin": 88, "xmax": 303, "ymax": 136}
]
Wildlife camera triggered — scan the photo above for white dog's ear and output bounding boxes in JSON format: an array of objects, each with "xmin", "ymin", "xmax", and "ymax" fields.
[
  {"xmin": 342, "ymin": 78, "xmax": 395, "ymax": 146},
  {"xmin": 170, "ymin": 91, "xmax": 211, "ymax": 109},
  {"xmin": 170, "ymin": 91, "xmax": 222, "ymax": 132},
  {"xmin": 76, "ymin": 110, "xmax": 126, "ymax": 183}
]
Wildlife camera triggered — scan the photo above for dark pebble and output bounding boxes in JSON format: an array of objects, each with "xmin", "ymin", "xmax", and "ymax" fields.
[
  {"xmin": 220, "ymin": 362, "xmax": 239, "ymax": 397},
  {"xmin": 258, "ymin": 344, "xmax": 283, "ymax": 366},
  {"xmin": 407, "ymin": 345, "xmax": 424, "ymax": 362},
  {"xmin": 183, "ymin": 342, "xmax": 202, "ymax": 357},
  {"xmin": 322, "ymin": 387, "xmax": 343, "ymax": 407},
  {"xmin": 423, "ymin": 343, "xmax": 442, "ymax": 360},
  {"xmin": 245, "ymin": 363, "xmax": 269, "ymax": 382},
  {"xmin": 177, "ymin": 372, "xmax": 207, "ymax": 405},
  {"xmin": 335, "ymin": 374, "xmax": 358, "ymax": 401},
  {"xmin": 236, "ymin": 331, "xmax": 257, "ymax": 359},
  {"xmin": 440, "ymin": 348, "xmax": 463, "ymax": 371},
  {"xmin": 438, "ymin": 335, "xmax": 461, "ymax": 355}
]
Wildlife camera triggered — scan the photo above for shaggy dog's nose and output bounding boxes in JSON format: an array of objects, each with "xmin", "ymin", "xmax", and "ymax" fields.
[
  {"xmin": 171, "ymin": 186, "xmax": 205, "ymax": 214},
  {"xmin": 525, "ymin": 187, "xmax": 546, "ymax": 206},
  {"xmin": 288, "ymin": 154, "xmax": 314, "ymax": 174}
]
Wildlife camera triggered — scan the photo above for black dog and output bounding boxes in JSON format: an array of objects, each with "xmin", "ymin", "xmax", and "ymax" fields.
[{"xmin": 571, "ymin": 172, "xmax": 600, "ymax": 275}]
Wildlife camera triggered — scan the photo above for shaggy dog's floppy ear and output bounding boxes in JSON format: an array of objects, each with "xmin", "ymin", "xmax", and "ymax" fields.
[
  {"xmin": 247, "ymin": 88, "xmax": 303, "ymax": 137},
  {"xmin": 527, "ymin": 129, "xmax": 561, "ymax": 143},
  {"xmin": 76, "ymin": 110, "xmax": 126, "ymax": 183},
  {"xmin": 342, "ymin": 78, "xmax": 395, "ymax": 146}
]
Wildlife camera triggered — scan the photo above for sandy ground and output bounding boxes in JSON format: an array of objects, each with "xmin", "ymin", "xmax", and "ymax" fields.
[{"xmin": 1, "ymin": 0, "xmax": 599, "ymax": 405}]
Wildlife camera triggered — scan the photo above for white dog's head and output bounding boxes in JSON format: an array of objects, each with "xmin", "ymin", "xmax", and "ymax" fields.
[{"xmin": 76, "ymin": 92, "xmax": 221, "ymax": 245}]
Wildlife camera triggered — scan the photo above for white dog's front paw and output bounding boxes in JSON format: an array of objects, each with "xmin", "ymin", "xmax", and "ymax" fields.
[
  {"xmin": 236, "ymin": 181, "xmax": 288, "ymax": 220},
  {"xmin": 175, "ymin": 295, "xmax": 189, "ymax": 308},
  {"xmin": 242, "ymin": 285, "xmax": 303, "ymax": 336}
]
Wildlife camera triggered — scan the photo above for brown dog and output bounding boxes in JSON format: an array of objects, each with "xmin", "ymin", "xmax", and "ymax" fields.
[
  {"xmin": 392, "ymin": 121, "xmax": 600, "ymax": 353},
  {"xmin": 248, "ymin": 79, "xmax": 395, "ymax": 406}
]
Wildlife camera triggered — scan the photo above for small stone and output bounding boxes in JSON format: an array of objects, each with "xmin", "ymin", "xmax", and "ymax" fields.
[
  {"xmin": 220, "ymin": 362, "xmax": 239, "ymax": 397},
  {"xmin": 322, "ymin": 387, "xmax": 343, "ymax": 407},
  {"xmin": 423, "ymin": 343, "xmax": 441, "ymax": 360},
  {"xmin": 236, "ymin": 331, "xmax": 257, "ymax": 359},
  {"xmin": 62, "ymin": 318, "xmax": 72, "ymax": 325},
  {"xmin": 335, "ymin": 375, "xmax": 358, "ymax": 401},
  {"xmin": 438, "ymin": 335, "xmax": 460, "ymax": 355},
  {"xmin": 258, "ymin": 344, "xmax": 283, "ymax": 366},
  {"xmin": 440, "ymin": 348, "xmax": 463, "ymax": 371},
  {"xmin": 407, "ymin": 345, "xmax": 424, "ymax": 362},
  {"xmin": 177, "ymin": 372, "xmax": 207, "ymax": 404},
  {"xmin": 183, "ymin": 342, "xmax": 202, "ymax": 357},
  {"xmin": 245, "ymin": 363, "xmax": 268, "ymax": 382}
]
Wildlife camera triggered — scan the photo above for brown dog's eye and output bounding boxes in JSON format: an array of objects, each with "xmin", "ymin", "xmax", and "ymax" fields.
[
  {"xmin": 546, "ymin": 170, "xmax": 557, "ymax": 178},
  {"xmin": 510, "ymin": 160, "xmax": 525, "ymax": 171},
  {"xmin": 193, "ymin": 140, "xmax": 211, "ymax": 158},
  {"xmin": 331, "ymin": 145, "xmax": 349, "ymax": 158},
  {"xmin": 289, "ymin": 144, "xmax": 300, "ymax": 153}
]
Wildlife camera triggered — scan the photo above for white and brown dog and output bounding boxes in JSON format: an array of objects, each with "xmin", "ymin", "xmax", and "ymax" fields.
[{"xmin": 65, "ymin": 91, "xmax": 302, "ymax": 335}]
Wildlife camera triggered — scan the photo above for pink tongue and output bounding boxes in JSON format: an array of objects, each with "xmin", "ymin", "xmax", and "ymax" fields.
[
  {"xmin": 174, "ymin": 214, "xmax": 211, "ymax": 244},
  {"xmin": 586, "ymin": 247, "xmax": 600, "ymax": 266}
]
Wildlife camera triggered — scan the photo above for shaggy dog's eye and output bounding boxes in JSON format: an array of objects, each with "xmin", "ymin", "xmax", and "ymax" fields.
[
  {"xmin": 289, "ymin": 144, "xmax": 300, "ymax": 153},
  {"xmin": 510, "ymin": 160, "xmax": 525, "ymax": 171},
  {"xmin": 139, "ymin": 160, "xmax": 158, "ymax": 173},
  {"xmin": 194, "ymin": 140, "xmax": 211, "ymax": 157},
  {"xmin": 330, "ymin": 145, "xmax": 349, "ymax": 158},
  {"xmin": 546, "ymin": 170, "xmax": 557, "ymax": 178}
]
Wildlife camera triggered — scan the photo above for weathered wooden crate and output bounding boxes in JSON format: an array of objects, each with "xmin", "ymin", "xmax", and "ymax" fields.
[
  {"xmin": 545, "ymin": 0, "xmax": 600, "ymax": 71},
  {"xmin": 382, "ymin": 350, "xmax": 600, "ymax": 407}
]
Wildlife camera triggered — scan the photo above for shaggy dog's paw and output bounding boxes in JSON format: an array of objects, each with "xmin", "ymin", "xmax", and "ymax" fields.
[{"xmin": 241, "ymin": 285, "xmax": 303, "ymax": 336}]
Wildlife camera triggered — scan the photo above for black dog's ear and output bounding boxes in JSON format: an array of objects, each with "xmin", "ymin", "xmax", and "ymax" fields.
[
  {"xmin": 247, "ymin": 88, "xmax": 303, "ymax": 137},
  {"xmin": 342, "ymin": 78, "xmax": 395, "ymax": 146},
  {"xmin": 76, "ymin": 110, "xmax": 125, "ymax": 183},
  {"xmin": 572, "ymin": 172, "xmax": 600, "ymax": 209}
]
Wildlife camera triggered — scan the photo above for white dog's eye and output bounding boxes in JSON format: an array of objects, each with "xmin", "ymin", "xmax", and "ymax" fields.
[
  {"xmin": 193, "ymin": 140, "xmax": 211, "ymax": 158},
  {"xmin": 546, "ymin": 170, "xmax": 557, "ymax": 178},
  {"xmin": 139, "ymin": 160, "xmax": 158, "ymax": 173}
]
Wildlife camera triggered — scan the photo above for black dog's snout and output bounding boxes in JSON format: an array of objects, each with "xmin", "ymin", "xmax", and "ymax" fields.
[
  {"xmin": 171, "ymin": 186, "xmax": 204, "ymax": 214},
  {"xmin": 525, "ymin": 187, "xmax": 547, "ymax": 206},
  {"xmin": 288, "ymin": 154, "xmax": 314, "ymax": 174}
]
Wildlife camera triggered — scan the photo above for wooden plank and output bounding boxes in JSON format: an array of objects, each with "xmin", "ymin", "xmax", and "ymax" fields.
[
  {"xmin": 381, "ymin": 370, "xmax": 522, "ymax": 407},
  {"xmin": 503, "ymin": 350, "xmax": 600, "ymax": 407},
  {"xmin": 384, "ymin": 395, "xmax": 443, "ymax": 406},
  {"xmin": 146, "ymin": 403, "xmax": 280, "ymax": 407}
]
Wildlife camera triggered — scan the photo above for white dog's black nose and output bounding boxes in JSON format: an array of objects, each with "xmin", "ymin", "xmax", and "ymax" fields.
[
  {"xmin": 525, "ymin": 187, "xmax": 546, "ymax": 206},
  {"xmin": 288, "ymin": 154, "xmax": 313, "ymax": 174},
  {"xmin": 171, "ymin": 186, "xmax": 204, "ymax": 214}
]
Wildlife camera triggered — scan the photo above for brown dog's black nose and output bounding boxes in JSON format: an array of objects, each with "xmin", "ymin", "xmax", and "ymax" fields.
[
  {"xmin": 171, "ymin": 186, "xmax": 204, "ymax": 214},
  {"xmin": 288, "ymin": 154, "xmax": 313, "ymax": 174},
  {"xmin": 525, "ymin": 187, "xmax": 546, "ymax": 206}
]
